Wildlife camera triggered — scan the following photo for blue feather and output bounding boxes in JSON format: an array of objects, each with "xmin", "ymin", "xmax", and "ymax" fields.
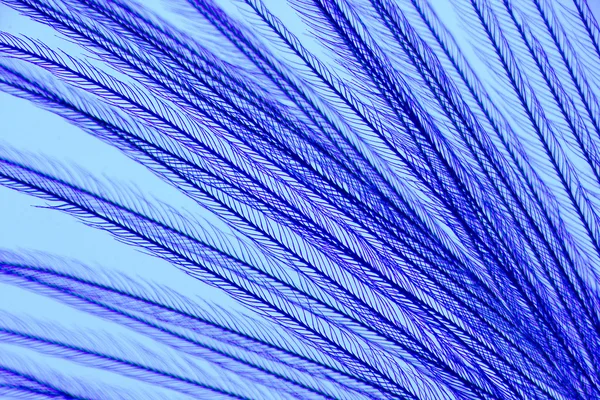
[{"xmin": 0, "ymin": 0, "xmax": 599, "ymax": 398}]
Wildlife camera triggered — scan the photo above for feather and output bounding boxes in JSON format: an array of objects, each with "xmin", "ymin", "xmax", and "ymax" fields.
[{"xmin": 0, "ymin": 0, "xmax": 599, "ymax": 398}]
